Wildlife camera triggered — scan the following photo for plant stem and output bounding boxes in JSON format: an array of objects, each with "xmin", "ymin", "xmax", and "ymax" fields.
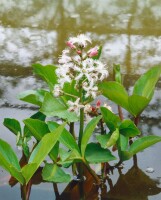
[
  {"xmin": 78, "ymin": 108, "xmax": 84, "ymax": 148},
  {"xmin": 83, "ymin": 162, "xmax": 101, "ymax": 185},
  {"xmin": 21, "ymin": 184, "xmax": 27, "ymax": 200},
  {"xmin": 134, "ymin": 115, "xmax": 140, "ymax": 126},
  {"xmin": 69, "ymin": 122, "xmax": 76, "ymax": 139},
  {"xmin": 118, "ymin": 105, "xmax": 123, "ymax": 120}
]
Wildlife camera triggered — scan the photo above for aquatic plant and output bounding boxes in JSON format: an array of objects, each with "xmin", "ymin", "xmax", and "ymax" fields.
[{"xmin": 0, "ymin": 34, "xmax": 161, "ymax": 200}]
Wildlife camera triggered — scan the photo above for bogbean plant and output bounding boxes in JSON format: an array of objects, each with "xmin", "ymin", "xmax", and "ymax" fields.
[{"xmin": 1, "ymin": 34, "xmax": 161, "ymax": 200}]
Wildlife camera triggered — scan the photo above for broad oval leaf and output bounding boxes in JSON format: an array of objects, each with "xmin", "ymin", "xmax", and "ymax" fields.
[
  {"xmin": 106, "ymin": 128, "xmax": 119, "ymax": 148},
  {"xmin": 47, "ymin": 121, "xmax": 80, "ymax": 153},
  {"xmin": 22, "ymin": 123, "xmax": 65, "ymax": 183},
  {"xmin": 100, "ymin": 107, "xmax": 121, "ymax": 131},
  {"xmin": 119, "ymin": 119, "xmax": 140, "ymax": 137},
  {"xmin": 0, "ymin": 139, "xmax": 24, "ymax": 184},
  {"xmin": 33, "ymin": 63, "xmax": 58, "ymax": 91},
  {"xmin": 23, "ymin": 118, "xmax": 59, "ymax": 162},
  {"xmin": 23, "ymin": 118, "xmax": 50, "ymax": 141},
  {"xmin": 85, "ymin": 143, "xmax": 116, "ymax": 163},
  {"xmin": 17, "ymin": 89, "xmax": 48, "ymax": 106},
  {"xmin": 96, "ymin": 134, "xmax": 111, "ymax": 149},
  {"xmin": 128, "ymin": 95, "xmax": 150, "ymax": 117},
  {"xmin": 42, "ymin": 163, "xmax": 71, "ymax": 183},
  {"xmin": 40, "ymin": 93, "xmax": 79, "ymax": 122},
  {"xmin": 3, "ymin": 118, "xmax": 21, "ymax": 136},
  {"xmin": 133, "ymin": 66, "xmax": 161, "ymax": 99},
  {"xmin": 129, "ymin": 135, "xmax": 161, "ymax": 155},
  {"xmin": 99, "ymin": 81, "xmax": 129, "ymax": 111},
  {"xmin": 81, "ymin": 116, "xmax": 102, "ymax": 157}
]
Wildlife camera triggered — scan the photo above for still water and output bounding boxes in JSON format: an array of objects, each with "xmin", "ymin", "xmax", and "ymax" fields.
[{"xmin": 0, "ymin": 0, "xmax": 161, "ymax": 199}]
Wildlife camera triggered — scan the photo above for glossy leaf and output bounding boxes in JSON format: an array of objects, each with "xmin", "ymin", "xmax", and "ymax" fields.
[
  {"xmin": 128, "ymin": 95, "xmax": 150, "ymax": 117},
  {"xmin": 33, "ymin": 63, "xmax": 57, "ymax": 90},
  {"xmin": 63, "ymin": 80, "xmax": 79, "ymax": 101},
  {"xmin": 99, "ymin": 81, "xmax": 129, "ymax": 111},
  {"xmin": 17, "ymin": 89, "xmax": 47, "ymax": 106},
  {"xmin": 113, "ymin": 64, "xmax": 122, "ymax": 83},
  {"xmin": 85, "ymin": 143, "xmax": 116, "ymax": 163},
  {"xmin": 3, "ymin": 118, "xmax": 21, "ymax": 136},
  {"xmin": 23, "ymin": 118, "xmax": 50, "ymax": 141},
  {"xmin": 40, "ymin": 93, "xmax": 79, "ymax": 122},
  {"xmin": 107, "ymin": 128, "xmax": 119, "ymax": 147},
  {"xmin": 24, "ymin": 111, "xmax": 46, "ymax": 138},
  {"xmin": 119, "ymin": 119, "xmax": 140, "ymax": 137},
  {"xmin": 81, "ymin": 116, "xmax": 102, "ymax": 157},
  {"xmin": 47, "ymin": 121, "xmax": 80, "ymax": 153},
  {"xmin": 100, "ymin": 107, "xmax": 120, "ymax": 131},
  {"xmin": 0, "ymin": 139, "xmax": 24, "ymax": 184},
  {"xmin": 133, "ymin": 66, "xmax": 161, "ymax": 99},
  {"xmin": 96, "ymin": 134, "xmax": 111, "ymax": 149},
  {"xmin": 129, "ymin": 135, "xmax": 161, "ymax": 155},
  {"xmin": 118, "ymin": 134, "xmax": 128, "ymax": 151},
  {"xmin": 23, "ymin": 118, "xmax": 58, "ymax": 162},
  {"xmin": 22, "ymin": 123, "xmax": 65, "ymax": 183},
  {"xmin": 42, "ymin": 163, "xmax": 71, "ymax": 183}
]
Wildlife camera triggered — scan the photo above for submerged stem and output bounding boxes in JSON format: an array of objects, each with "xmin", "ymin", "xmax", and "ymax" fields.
[{"xmin": 84, "ymin": 162, "xmax": 101, "ymax": 185}]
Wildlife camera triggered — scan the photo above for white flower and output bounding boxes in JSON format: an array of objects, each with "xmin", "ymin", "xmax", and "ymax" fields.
[
  {"xmin": 58, "ymin": 49, "xmax": 71, "ymax": 64},
  {"xmin": 84, "ymin": 104, "xmax": 92, "ymax": 113},
  {"xmin": 68, "ymin": 34, "xmax": 91, "ymax": 48},
  {"xmin": 53, "ymin": 84, "xmax": 62, "ymax": 97},
  {"xmin": 83, "ymin": 81, "xmax": 98, "ymax": 99},
  {"xmin": 67, "ymin": 98, "xmax": 84, "ymax": 116},
  {"xmin": 103, "ymin": 103, "xmax": 113, "ymax": 112}
]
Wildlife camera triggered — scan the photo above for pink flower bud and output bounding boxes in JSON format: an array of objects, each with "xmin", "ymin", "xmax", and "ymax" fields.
[
  {"xmin": 66, "ymin": 41, "xmax": 76, "ymax": 49},
  {"xmin": 77, "ymin": 50, "xmax": 82, "ymax": 55},
  {"xmin": 96, "ymin": 100, "xmax": 101, "ymax": 108},
  {"xmin": 88, "ymin": 46, "xmax": 98, "ymax": 57}
]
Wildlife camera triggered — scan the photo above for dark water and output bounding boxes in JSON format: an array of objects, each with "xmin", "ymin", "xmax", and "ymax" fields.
[{"xmin": 0, "ymin": 0, "xmax": 161, "ymax": 199}]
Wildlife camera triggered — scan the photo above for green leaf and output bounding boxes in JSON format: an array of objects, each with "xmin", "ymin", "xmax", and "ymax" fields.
[
  {"xmin": 113, "ymin": 64, "xmax": 122, "ymax": 84},
  {"xmin": 23, "ymin": 118, "xmax": 59, "ymax": 162},
  {"xmin": 22, "ymin": 123, "xmax": 65, "ymax": 183},
  {"xmin": 133, "ymin": 66, "xmax": 161, "ymax": 99},
  {"xmin": 47, "ymin": 121, "xmax": 80, "ymax": 153},
  {"xmin": 42, "ymin": 163, "xmax": 71, "ymax": 183},
  {"xmin": 3, "ymin": 118, "xmax": 21, "ymax": 136},
  {"xmin": 0, "ymin": 139, "xmax": 24, "ymax": 184},
  {"xmin": 106, "ymin": 128, "xmax": 119, "ymax": 148},
  {"xmin": 118, "ymin": 135, "xmax": 161, "ymax": 161},
  {"xmin": 118, "ymin": 134, "xmax": 128, "ymax": 151},
  {"xmin": 81, "ymin": 116, "xmax": 102, "ymax": 157},
  {"xmin": 99, "ymin": 81, "xmax": 129, "ymax": 111},
  {"xmin": 63, "ymin": 80, "xmax": 79, "ymax": 101},
  {"xmin": 129, "ymin": 135, "xmax": 161, "ymax": 155},
  {"xmin": 21, "ymin": 163, "xmax": 37, "ymax": 184},
  {"xmin": 85, "ymin": 143, "xmax": 116, "ymax": 163},
  {"xmin": 33, "ymin": 64, "xmax": 57, "ymax": 90},
  {"xmin": 128, "ymin": 95, "xmax": 150, "ymax": 117},
  {"xmin": 96, "ymin": 134, "xmax": 111, "ymax": 149},
  {"xmin": 17, "ymin": 89, "xmax": 48, "ymax": 106},
  {"xmin": 40, "ymin": 93, "xmax": 79, "ymax": 122},
  {"xmin": 23, "ymin": 118, "xmax": 50, "ymax": 141},
  {"xmin": 119, "ymin": 119, "xmax": 140, "ymax": 137},
  {"xmin": 24, "ymin": 111, "xmax": 46, "ymax": 138},
  {"xmin": 100, "ymin": 107, "xmax": 120, "ymax": 131}
]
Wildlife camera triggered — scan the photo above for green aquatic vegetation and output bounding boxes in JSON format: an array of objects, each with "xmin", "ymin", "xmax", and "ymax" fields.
[{"xmin": 0, "ymin": 34, "xmax": 161, "ymax": 200}]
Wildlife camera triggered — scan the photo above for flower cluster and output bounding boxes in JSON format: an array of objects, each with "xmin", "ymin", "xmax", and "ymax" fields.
[{"xmin": 53, "ymin": 34, "xmax": 109, "ymax": 116}]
